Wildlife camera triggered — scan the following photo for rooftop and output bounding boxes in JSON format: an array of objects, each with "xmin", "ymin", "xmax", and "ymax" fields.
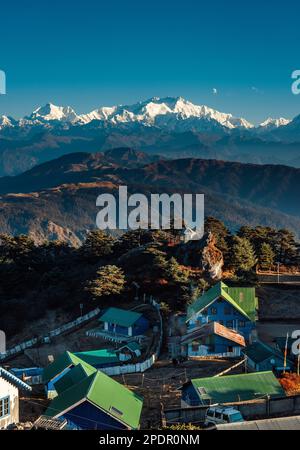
[
  {"xmin": 99, "ymin": 307, "xmax": 142, "ymax": 328},
  {"xmin": 0, "ymin": 366, "xmax": 32, "ymax": 392},
  {"xmin": 242, "ymin": 340, "xmax": 293, "ymax": 366},
  {"xmin": 45, "ymin": 370, "xmax": 143, "ymax": 430},
  {"xmin": 42, "ymin": 351, "xmax": 96, "ymax": 384},
  {"xmin": 187, "ymin": 281, "xmax": 257, "ymax": 322},
  {"xmin": 74, "ymin": 349, "xmax": 119, "ymax": 366},
  {"xmin": 187, "ymin": 371, "xmax": 285, "ymax": 404}
]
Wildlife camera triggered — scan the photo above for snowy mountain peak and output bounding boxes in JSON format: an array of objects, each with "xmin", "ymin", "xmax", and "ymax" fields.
[
  {"xmin": 259, "ymin": 117, "xmax": 291, "ymax": 129},
  {"xmin": 79, "ymin": 96, "xmax": 255, "ymax": 130},
  {"xmin": 30, "ymin": 103, "xmax": 79, "ymax": 123},
  {"xmin": 0, "ymin": 115, "xmax": 15, "ymax": 129}
]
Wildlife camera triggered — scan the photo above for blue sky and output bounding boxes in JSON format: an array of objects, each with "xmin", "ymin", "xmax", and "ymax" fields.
[{"xmin": 0, "ymin": 0, "xmax": 300, "ymax": 123}]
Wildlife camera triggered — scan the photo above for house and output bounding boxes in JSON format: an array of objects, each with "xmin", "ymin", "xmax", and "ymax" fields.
[
  {"xmin": 181, "ymin": 321, "xmax": 246, "ymax": 358},
  {"xmin": 242, "ymin": 340, "xmax": 294, "ymax": 374},
  {"xmin": 0, "ymin": 366, "xmax": 32, "ymax": 429},
  {"xmin": 99, "ymin": 307, "xmax": 149, "ymax": 337},
  {"xmin": 181, "ymin": 371, "xmax": 285, "ymax": 408},
  {"xmin": 45, "ymin": 369, "xmax": 143, "ymax": 430},
  {"xmin": 186, "ymin": 281, "xmax": 258, "ymax": 344},
  {"xmin": 43, "ymin": 351, "xmax": 97, "ymax": 398},
  {"xmin": 116, "ymin": 342, "xmax": 142, "ymax": 361}
]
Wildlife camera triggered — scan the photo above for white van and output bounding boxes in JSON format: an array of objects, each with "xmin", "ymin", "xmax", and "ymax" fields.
[{"xmin": 205, "ymin": 406, "xmax": 244, "ymax": 426}]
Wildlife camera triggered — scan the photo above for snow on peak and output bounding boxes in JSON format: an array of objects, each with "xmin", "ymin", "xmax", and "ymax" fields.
[
  {"xmin": 0, "ymin": 115, "xmax": 15, "ymax": 129},
  {"xmin": 79, "ymin": 96, "xmax": 254, "ymax": 130},
  {"xmin": 259, "ymin": 117, "xmax": 291, "ymax": 128},
  {"xmin": 30, "ymin": 103, "xmax": 79, "ymax": 123}
]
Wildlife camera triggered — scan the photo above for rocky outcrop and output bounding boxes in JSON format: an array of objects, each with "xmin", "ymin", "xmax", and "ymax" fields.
[{"xmin": 178, "ymin": 231, "xmax": 224, "ymax": 280}]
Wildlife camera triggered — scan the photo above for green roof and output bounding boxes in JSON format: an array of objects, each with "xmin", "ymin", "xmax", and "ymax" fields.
[
  {"xmin": 74, "ymin": 349, "xmax": 119, "ymax": 366},
  {"xmin": 43, "ymin": 351, "xmax": 96, "ymax": 384},
  {"xmin": 119, "ymin": 342, "xmax": 141, "ymax": 352},
  {"xmin": 99, "ymin": 307, "xmax": 142, "ymax": 328},
  {"xmin": 189, "ymin": 371, "xmax": 285, "ymax": 404},
  {"xmin": 187, "ymin": 281, "xmax": 257, "ymax": 322},
  {"xmin": 242, "ymin": 341, "xmax": 293, "ymax": 366},
  {"xmin": 54, "ymin": 363, "xmax": 94, "ymax": 395},
  {"xmin": 45, "ymin": 370, "xmax": 143, "ymax": 430}
]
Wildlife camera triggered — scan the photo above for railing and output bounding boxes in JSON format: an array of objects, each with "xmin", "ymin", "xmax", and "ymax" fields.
[{"xmin": 0, "ymin": 308, "xmax": 100, "ymax": 361}]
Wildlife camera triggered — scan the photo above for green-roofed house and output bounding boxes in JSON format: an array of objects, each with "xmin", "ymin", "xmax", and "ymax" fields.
[
  {"xmin": 185, "ymin": 281, "xmax": 258, "ymax": 357},
  {"xmin": 45, "ymin": 370, "xmax": 143, "ymax": 430},
  {"xmin": 43, "ymin": 351, "xmax": 98, "ymax": 399},
  {"xmin": 242, "ymin": 340, "xmax": 294, "ymax": 374},
  {"xmin": 99, "ymin": 307, "xmax": 149, "ymax": 337},
  {"xmin": 181, "ymin": 371, "xmax": 285, "ymax": 408},
  {"xmin": 116, "ymin": 342, "xmax": 142, "ymax": 361}
]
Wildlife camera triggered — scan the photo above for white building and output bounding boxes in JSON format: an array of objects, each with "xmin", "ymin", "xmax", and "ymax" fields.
[{"xmin": 0, "ymin": 367, "xmax": 32, "ymax": 429}]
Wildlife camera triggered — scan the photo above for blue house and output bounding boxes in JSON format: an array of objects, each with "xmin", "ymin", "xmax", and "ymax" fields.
[
  {"xmin": 242, "ymin": 340, "xmax": 294, "ymax": 374},
  {"xmin": 187, "ymin": 282, "xmax": 257, "ymax": 338},
  {"xmin": 181, "ymin": 321, "xmax": 246, "ymax": 358},
  {"xmin": 181, "ymin": 371, "xmax": 285, "ymax": 408},
  {"xmin": 99, "ymin": 307, "xmax": 149, "ymax": 337},
  {"xmin": 44, "ymin": 363, "xmax": 143, "ymax": 430}
]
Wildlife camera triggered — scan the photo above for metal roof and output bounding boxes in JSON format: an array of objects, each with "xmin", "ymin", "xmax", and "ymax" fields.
[
  {"xmin": 188, "ymin": 371, "xmax": 285, "ymax": 404},
  {"xmin": 187, "ymin": 281, "xmax": 257, "ymax": 322},
  {"xmin": 42, "ymin": 351, "xmax": 97, "ymax": 383},
  {"xmin": 99, "ymin": 307, "xmax": 142, "ymax": 328},
  {"xmin": 0, "ymin": 366, "xmax": 32, "ymax": 392},
  {"xmin": 242, "ymin": 340, "xmax": 293, "ymax": 366},
  {"xmin": 74, "ymin": 349, "xmax": 119, "ymax": 366},
  {"xmin": 45, "ymin": 370, "xmax": 143, "ymax": 430},
  {"xmin": 181, "ymin": 321, "xmax": 246, "ymax": 347},
  {"xmin": 216, "ymin": 415, "xmax": 300, "ymax": 430}
]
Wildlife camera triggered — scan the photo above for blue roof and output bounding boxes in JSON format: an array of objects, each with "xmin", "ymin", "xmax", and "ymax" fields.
[{"xmin": 0, "ymin": 367, "xmax": 32, "ymax": 391}]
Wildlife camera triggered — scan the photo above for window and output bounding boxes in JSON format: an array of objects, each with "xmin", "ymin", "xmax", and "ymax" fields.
[
  {"xmin": 227, "ymin": 346, "xmax": 233, "ymax": 353},
  {"xmin": 0, "ymin": 396, "xmax": 10, "ymax": 418},
  {"xmin": 110, "ymin": 406, "xmax": 123, "ymax": 417},
  {"xmin": 197, "ymin": 387, "xmax": 207, "ymax": 396},
  {"xmin": 192, "ymin": 342, "xmax": 199, "ymax": 352},
  {"xmin": 224, "ymin": 306, "xmax": 231, "ymax": 315},
  {"xmin": 219, "ymin": 320, "xmax": 224, "ymax": 326},
  {"xmin": 210, "ymin": 307, "xmax": 217, "ymax": 315},
  {"xmin": 239, "ymin": 320, "xmax": 245, "ymax": 328},
  {"xmin": 226, "ymin": 320, "xmax": 233, "ymax": 328}
]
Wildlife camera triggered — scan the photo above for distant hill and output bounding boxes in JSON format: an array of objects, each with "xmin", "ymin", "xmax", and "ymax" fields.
[{"xmin": 0, "ymin": 150, "xmax": 299, "ymax": 244}]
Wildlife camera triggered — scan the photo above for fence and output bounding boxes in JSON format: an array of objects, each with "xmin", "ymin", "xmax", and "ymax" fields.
[{"xmin": 0, "ymin": 308, "xmax": 100, "ymax": 361}]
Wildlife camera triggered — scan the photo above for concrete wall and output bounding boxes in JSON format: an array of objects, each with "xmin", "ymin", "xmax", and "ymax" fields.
[{"xmin": 0, "ymin": 378, "xmax": 19, "ymax": 429}]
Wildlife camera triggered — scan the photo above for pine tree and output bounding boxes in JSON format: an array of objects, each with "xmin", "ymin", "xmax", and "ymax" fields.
[
  {"xmin": 259, "ymin": 242, "xmax": 275, "ymax": 270},
  {"xmin": 230, "ymin": 236, "xmax": 257, "ymax": 272},
  {"xmin": 87, "ymin": 265, "xmax": 125, "ymax": 301},
  {"xmin": 80, "ymin": 230, "xmax": 115, "ymax": 262}
]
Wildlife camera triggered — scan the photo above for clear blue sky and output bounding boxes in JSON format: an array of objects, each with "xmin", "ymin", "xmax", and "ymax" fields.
[{"xmin": 0, "ymin": 0, "xmax": 300, "ymax": 123}]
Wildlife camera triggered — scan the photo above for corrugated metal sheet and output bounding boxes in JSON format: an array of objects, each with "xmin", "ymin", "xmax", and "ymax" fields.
[{"xmin": 217, "ymin": 415, "xmax": 300, "ymax": 430}]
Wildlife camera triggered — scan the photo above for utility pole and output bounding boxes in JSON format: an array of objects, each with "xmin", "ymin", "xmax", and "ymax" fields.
[{"xmin": 283, "ymin": 332, "xmax": 289, "ymax": 374}]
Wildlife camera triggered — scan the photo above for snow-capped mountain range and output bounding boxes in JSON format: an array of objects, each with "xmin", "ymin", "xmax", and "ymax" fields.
[{"xmin": 0, "ymin": 96, "xmax": 292, "ymax": 132}]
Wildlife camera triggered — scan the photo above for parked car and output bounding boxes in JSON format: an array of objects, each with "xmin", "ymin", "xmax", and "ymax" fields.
[{"xmin": 205, "ymin": 406, "xmax": 244, "ymax": 426}]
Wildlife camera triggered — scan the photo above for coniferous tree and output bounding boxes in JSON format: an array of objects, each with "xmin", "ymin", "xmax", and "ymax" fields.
[{"xmin": 258, "ymin": 242, "xmax": 275, "ymax": 270}]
